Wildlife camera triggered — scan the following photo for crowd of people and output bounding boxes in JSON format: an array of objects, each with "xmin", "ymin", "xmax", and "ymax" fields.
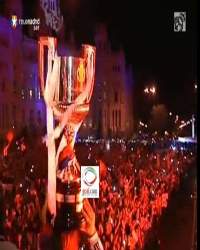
[
  {"xmin": 0, "ymin": 135, "xmax": 196, "ymax": 250},
  {"xmin": 92, "ymin": 143, "xmax": 195, "ymax": 249},
  {"xmin": 0, "ymin": 175, "xmax": 46, "ymax": 249}
]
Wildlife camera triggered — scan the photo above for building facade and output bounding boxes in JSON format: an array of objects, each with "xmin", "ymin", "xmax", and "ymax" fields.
[
  {"xmin": 0, "ymin": 1, "xmax": 46, "ymax": 135},
  {"xmin": 80, "ymin": 24, "xmax": 134, "ymax": 138}
]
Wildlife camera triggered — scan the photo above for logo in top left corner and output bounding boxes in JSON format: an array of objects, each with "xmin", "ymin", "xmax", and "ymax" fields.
[{"xmin": 11, "ymin": 15, "xmax": 18, "ymax": 29}]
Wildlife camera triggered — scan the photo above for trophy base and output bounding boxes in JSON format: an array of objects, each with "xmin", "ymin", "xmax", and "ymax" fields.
[
  {"xmin": 54, "ymin": 178, "xmax": 83, "ymax": 233},
  {"xmin": 54, "ymin": 203, "xmax": 82, "ymax": 233}
]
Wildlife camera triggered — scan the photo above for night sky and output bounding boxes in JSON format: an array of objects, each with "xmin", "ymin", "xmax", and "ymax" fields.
[
  {"xmin": 3, "ymin": 0, "xmax": 198, "ymax": 119},
  {"xmin": 94, "ymin": 0, "xmax": 197, "ymax": 119}
]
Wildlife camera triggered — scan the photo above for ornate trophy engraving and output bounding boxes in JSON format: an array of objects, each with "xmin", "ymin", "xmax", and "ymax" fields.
[{"xmin": 38, "ymin": 37, "xmax": 96, "ymax": 231}]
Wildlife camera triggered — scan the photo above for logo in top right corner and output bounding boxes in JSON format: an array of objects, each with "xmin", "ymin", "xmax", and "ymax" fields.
[{"xmin": 174, "ymin": 12, "xmax": 186, "ymax": 32}]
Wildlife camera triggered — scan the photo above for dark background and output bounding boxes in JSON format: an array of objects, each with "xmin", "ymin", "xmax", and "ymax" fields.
[{"xmin": 94, "ymin": 0, "xmax": 197, "ymax": 120}]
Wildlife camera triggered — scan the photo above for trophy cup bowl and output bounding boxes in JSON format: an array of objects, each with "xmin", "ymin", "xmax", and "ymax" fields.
[
  {"xmin": 52, "ymin": 56, "xmax": 89, "ymax": 122},
  {"xmin": 38, "ymin": 37, "xmax": 96, "ymax": 232}
]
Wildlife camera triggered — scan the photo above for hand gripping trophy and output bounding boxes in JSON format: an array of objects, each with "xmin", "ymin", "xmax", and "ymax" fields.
[{"xmin": 38, "ymin": 37, "xmax": 103, "ymax": 249}]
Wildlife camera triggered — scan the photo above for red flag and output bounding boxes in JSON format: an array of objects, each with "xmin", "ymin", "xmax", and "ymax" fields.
[
  {"xmin": 99, "ymin": 159, "xmax": 107, "ymax": 177},
  {"xmin": 6, "ymin": 130, "xmax": 14, "ymax": 143},
  {"xmin": 3, "ymin": 145, "xmax": 9, "ymax": 157},
  {"xmin": 58, "ymin": 145, "xmax": 75, "ymax": 164},
  {"xmin": 3, "ymin": 130, "xmax": 15, "ymax": 156}
]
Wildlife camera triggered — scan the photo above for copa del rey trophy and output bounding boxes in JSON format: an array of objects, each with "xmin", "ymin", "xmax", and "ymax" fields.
[{"xmin": 38, "ymin": 37, "xmax": 96, "ymax": 231}]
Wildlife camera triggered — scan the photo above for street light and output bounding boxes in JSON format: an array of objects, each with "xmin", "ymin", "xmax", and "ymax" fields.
[
  {"xmin": 139, "ymin": 121, "xmax": 148, "ymax": 128},
  {"xmin": 144, "ymin": 85, "xmax": 156, "ymax": 95},
  {"xmin": 150, "ymin": 86, "xmax": 156, "ymax": 95},
  {"xmin": 175, "ymin": 115, "xmax": 179, "ymax": 123},
  {"xmin": 144, "ymin": 87, "xmax": 149, "ymax": 94}
]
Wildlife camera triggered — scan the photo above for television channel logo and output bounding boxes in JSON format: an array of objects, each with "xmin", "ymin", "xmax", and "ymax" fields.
[
  {"xmin": 11, "ymin": 15, "xmax": 18, "ymax": 29},
  {"xmin": 81, "ymin": 166, "xmax": 99, "ymax": 198},
  {"xmin": 174, "ymin": 12, "xmax": 186, "ymax": 32}
]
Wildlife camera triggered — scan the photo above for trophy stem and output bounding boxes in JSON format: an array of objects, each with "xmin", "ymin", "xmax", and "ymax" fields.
[{"xmin": 47, "ymin": 107, "xmax": 57, "ymax": 217}]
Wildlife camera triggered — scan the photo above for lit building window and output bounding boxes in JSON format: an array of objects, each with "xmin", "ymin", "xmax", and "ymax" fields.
[
  {"xmin": 21, "ymin": 89, "xmax": 25, "ymax": 99},
  {"xmin": 38, "ymin": 90, "xmax": 41, "ymax": 99},
  {"xmin": 29, "ymin": 89, "xmax": 33, "ymax": 99}
]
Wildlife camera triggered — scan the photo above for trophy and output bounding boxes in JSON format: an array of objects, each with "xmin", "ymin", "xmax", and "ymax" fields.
[{"xmin": 38, "ymin": 37, "xmax": 96, "ymax": 232}]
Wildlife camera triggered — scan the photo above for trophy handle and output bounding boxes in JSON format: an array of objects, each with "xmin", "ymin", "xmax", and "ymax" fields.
[
  {"xmin": 82, "ymin": 45, "xmax": 96, "ymax": 103},
  {"xmin": 38, "ymin": 37, "xmax": 57, "ymax": 94},
  {"xmin": 38, "ymin": 37, "xmax": 57, "ymax": 218}
]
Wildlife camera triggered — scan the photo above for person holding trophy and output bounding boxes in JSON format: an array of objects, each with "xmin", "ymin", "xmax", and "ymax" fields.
[{"xmin": 38, "ymin": 37, "xmax": 103, "ymax": 250}]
